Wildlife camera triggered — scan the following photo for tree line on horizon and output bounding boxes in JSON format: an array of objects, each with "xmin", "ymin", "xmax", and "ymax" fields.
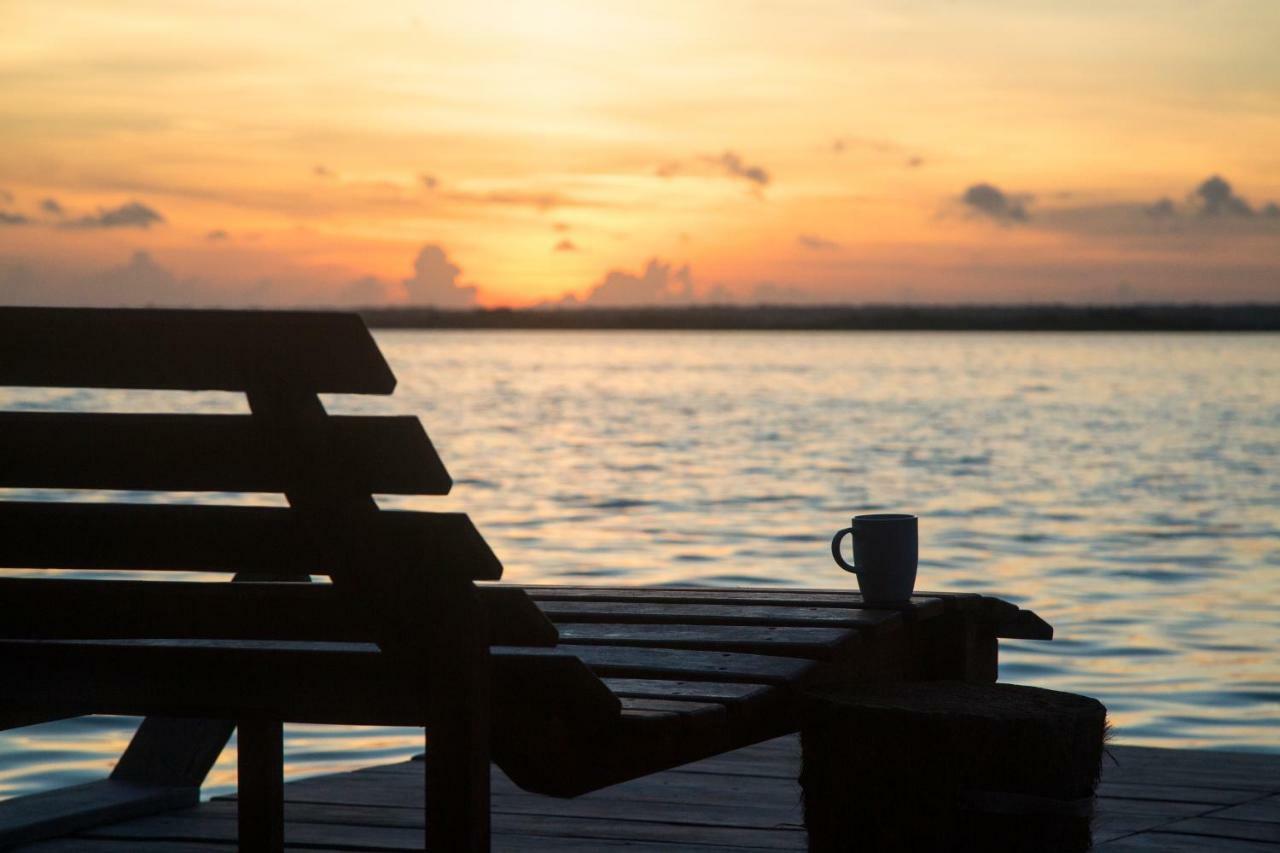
[{"xmin": 357, "ymin": 303, "xmax": 1280, "ymax": 331}]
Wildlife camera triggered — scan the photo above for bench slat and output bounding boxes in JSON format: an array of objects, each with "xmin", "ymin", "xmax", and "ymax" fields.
[
  {"xmin": 527, "ymin": 585, "xmax": 945, "ymax": 617},
  {"xmin": 0, "ymin": 640, "xmax": 619, "ymax": 729},
  {"xmin": 0, "ymin": 579, "xmax": 550, "ymax": 645},
  {"xmin": 555, "ymin": 623, "xmax": 860, "ymax": 660},
  {"xmin": 495, "ymin": 644, "xmax": 817, "ymax": 686},
  {"xmin": 0, "ymin": 413, "xmax": 450, "ymax": 494},
  {"xmin": 618, "ymin": 698, "xmax": 729, "ymax": 733},
  {"xmin": 601, "ymin": 679, "xmax": 777, "ymax": 706},
  {"xmin": 602, "ymin": 679, "xmax": 790, "ymax": 730},
  {"xmin": 618, "ymin": 697, "xmax": 729, "ymax": 718},
  {"xmin": 0, "ymin": 502, "xmax": 318, "ymax": 573},
  {"xmin": 0, "ymin": 308, "xmax": 394, "ymax": 393},
  {"xmin": 0, "ymin": 505, "xmax": 499, "ymax": 580},
  {"xmin": 536, "ymin": 600, "xmax": 901, "ymax": 634}
]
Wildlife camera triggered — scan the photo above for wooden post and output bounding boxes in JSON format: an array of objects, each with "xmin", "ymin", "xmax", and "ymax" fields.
[
  {"xmin": 246, "ymin": 383, "xmax": 491, "ymax": 852},
  {"xmin": 237, "ymin": 720, "xmax": 284, "ymax": 853},
  {"xmin": 420, "ymin": 580, "xmax": 491, "ymax": 852},
  {"xmin": 907, "ymin": 610, "xmax": 999, "ymax": 682}
]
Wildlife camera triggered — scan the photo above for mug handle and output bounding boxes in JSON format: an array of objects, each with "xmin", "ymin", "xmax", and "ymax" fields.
[{"xmin": 830, "ymin": 527, "xmax": 857, "ymax": 573}]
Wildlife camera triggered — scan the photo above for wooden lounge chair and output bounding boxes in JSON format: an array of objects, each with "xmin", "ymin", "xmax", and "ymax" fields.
[{"xmin": 0, "ymin": 307, "xmax": 1050, "ymax": 852}]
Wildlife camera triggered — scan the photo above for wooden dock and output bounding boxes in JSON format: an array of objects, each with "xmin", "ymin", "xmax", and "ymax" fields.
[{"xmin": 8, "ymin": 737, "xmax": 1277, "ymax": 852}]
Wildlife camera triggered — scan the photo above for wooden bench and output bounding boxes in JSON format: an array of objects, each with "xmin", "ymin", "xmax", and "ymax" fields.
[{"xmin": 0, "ymin": 307, "xmax": 1051, "ymax": 852}]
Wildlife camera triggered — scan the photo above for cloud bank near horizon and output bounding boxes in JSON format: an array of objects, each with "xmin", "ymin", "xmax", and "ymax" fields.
[
  {"xmin": 5, "ymin": 227, "xmax": 1280, "ymax": 309},
  {"xmin": 0, "ymin": 243, "xmax": 480, "ymax": 309},
  {"xmin": 2, "ymin": 175, "xmax": 1278, "ymax": 310},
  {"xmin": 955, "ymin": 175, "xmax": 1280, "ymax": 239},
  {"xmin": 0, "ymin": 248, "xmax": 832, "ymax": 309}
]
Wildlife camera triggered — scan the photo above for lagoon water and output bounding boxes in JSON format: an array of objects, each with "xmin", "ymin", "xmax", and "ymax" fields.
[{"xmin": 1, "ymin": 330, "xmax": 1277, "ymax": 799}]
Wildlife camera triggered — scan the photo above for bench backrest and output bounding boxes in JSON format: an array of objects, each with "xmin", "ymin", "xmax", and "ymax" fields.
[
  {"xmin": 0, "ymin": 307, "xmax": 515, "ymax": 646},
  {"xmin": 0, "ymin": 307, "xmax": 617, "ymax": 842}
]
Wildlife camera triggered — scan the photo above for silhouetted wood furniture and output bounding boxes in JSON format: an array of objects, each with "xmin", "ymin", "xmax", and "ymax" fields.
[
  {"xmin": 0, "ymin": 307, "xmax": 1051, "ymax": 852},
  {"xmin": 800, "ymin": 682, "xmax": 1106, "ymax": 853}
]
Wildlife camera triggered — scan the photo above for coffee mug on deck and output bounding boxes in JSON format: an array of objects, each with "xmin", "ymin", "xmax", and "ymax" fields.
[{"xmin": 830, "ymin": 513, "xmax": 918, "ymax": 604}]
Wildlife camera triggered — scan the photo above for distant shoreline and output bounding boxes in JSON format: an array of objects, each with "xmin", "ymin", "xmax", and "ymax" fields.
[{"xmin": 359, "ymin": 304, "xmax": 1280, "ymax": 332}]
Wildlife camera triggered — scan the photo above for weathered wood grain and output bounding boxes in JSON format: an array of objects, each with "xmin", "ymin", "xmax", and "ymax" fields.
[
  {"xmin": 555, "ymin": 623, "xmax": 859, "ymax": 659},
  {"xmin": 526, "ymin": 585, "xmax": 943, "ymax": 617},
  {"xmin": 1159, "ymin": 816, "xmax": 1280, "ymax": 844},
  {"xmin": 535, "ymin": 600, "xmax": 901, "ymax": 633},
  {"xmin": 0, "ymin": 780, "xmax": 197, "ymax": 850},
  {"xmin": 130, "ymin": 800, "xmax": 806, "ymax": 849},
  {"xmin": 528, "ymin": 586, "xmax": 1053, "ymax": 638},
  {"xmin": 264, "ymin": 771, "xmax": 806, "ymax": 828},
  {"xmin": 12, "ymin": 841, "xmax": 243, "ymax": 853},
  {"xmin": 495, "ymin": 643, "xmax": 818, "ymax": 685},
  {"xmin": 1094, "ymin": 833, "xmax": 1280, "ymax": 851},
  {"xmin": 1101, "ymin": 746, "xmax": 1280, "ymax": 793},
  {"xmin": 602, "ymin": 678, "xmax": 778, "ymax": 706},
  {"xmin": 1097, "ymin": 780, "xmax": 1261, "ymax": 806},
  {"xmin": 619, "ymin": 698, "xmax": 730, "ymax": 718},
  {"xmin": 1215, "ymin": 794, "xmax": 1280, "ymax": 824}
]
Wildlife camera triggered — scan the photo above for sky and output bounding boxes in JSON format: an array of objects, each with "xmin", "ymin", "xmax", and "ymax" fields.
[{"xmin": 2, "ymin": 0, "xmax": 1279, "ymax": 308}]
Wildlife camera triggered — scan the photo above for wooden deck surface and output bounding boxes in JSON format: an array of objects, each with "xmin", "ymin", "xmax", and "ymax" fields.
[{"xmin": 8, "ymin": 738, "xmax": 1276, "ymax": 852}]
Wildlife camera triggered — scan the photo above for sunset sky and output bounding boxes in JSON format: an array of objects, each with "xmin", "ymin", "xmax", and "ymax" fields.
[{"xmin": 2, "ymin": 1, "xmax": 1279, "ymax": 307}]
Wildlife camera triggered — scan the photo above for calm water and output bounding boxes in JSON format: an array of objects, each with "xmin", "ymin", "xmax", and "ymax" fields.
[{"xmin": 1, "ymin": 331, "xmax": 1277, "ymax": 799}]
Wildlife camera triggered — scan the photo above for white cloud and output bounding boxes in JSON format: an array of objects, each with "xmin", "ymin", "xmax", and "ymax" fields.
[
  {"xmin": 0, "ymin": 250, "xmax": 264, "ymax": 307},
  {"xmin": 580, "ymin": 258, "xmax": 693, "ymax": 307},
  {"xmin": 402, "ymin": 244, "xmax": 478, "ymax": 308}
]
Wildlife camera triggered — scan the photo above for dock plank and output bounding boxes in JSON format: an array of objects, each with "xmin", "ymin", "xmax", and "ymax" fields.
[
  {"xmin": 82, "ymin": 803, "xmax": 807, "ymax": 850},
  {"xmin": 10, "ymin": 741, "xmax": 1278, "ymax": 852},
  {"xmin": 1095, "ymin": 834, "xmax": 1280, "ymax": 852},
  {"xmin": 1098, "ymin": 781, "xmax": 1263, "ymax": 806},
  {"xmin": 0, "ymin": 780, "xmax": 196, "ymax": 850},
  {"xmin": 1160, "ymin": 816, "xmax": 1280, "ymax": 844},
  {"xmin": 1102, "ymin": 746, "xmax": 1280, "ymax": 793},
  {"xmin": 1216, "ymin": 795, "xmax": 1280, "ymax": 824}
]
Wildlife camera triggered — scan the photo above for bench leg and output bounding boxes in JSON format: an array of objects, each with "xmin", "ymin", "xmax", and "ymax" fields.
[
  {"xmin": 424, "ymin": 697, "xmax": 490, "ymax": 851},
  {"xmin": 909, "ymin": 611, "xmax": 999, "ymax": 682},
  {"xmin": 238, "ymin": 720, "xmax": 284, "ymax": 853}
]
